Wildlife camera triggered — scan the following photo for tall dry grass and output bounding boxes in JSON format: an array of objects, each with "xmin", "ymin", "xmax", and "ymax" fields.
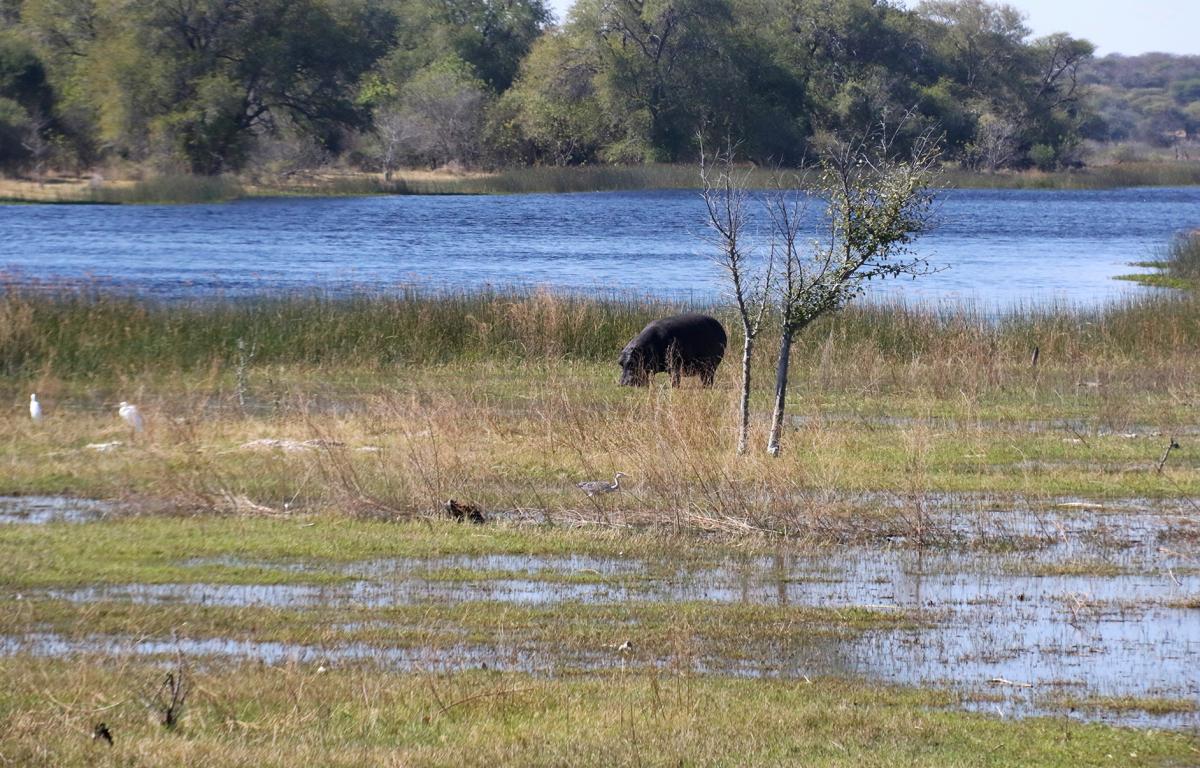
[
  {"xmin": 1163, "ymin": 231, "xmax": 1200, "ymax": 282},
  {"xmin": 0, "ymin": 286, "xmax": 694, "ymax": 379},
  {"xmin": 4, "ymin": 286, "xmax": 1197, "ymax": 532}
]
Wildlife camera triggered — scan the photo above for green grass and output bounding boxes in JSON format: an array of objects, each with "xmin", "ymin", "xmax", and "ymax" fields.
[
  {"xmin": 4, "ymin": 287, "xmax": 1200, "ymax": 381},
  {"xmin": 0, "ymin": 593, "xmax": 907, "ymax": 654},
  {"xmin": 0, "ymin": 517, "xmax": 712, "ymax": 588},
  {"xmin": 1, "ymin": 660, "xmax": 1195, "ymax": 767},
  {"xmin": 1051, "ymin": 695, "xmax": 1200, "ymax": 717},
  {"xmin": 1116, "ymin": 232, "xmax": 1200, "ymax": 290},
  {"xmin": 1001, "ymin": 560, "xmax": 1134, "ymax": 578}
]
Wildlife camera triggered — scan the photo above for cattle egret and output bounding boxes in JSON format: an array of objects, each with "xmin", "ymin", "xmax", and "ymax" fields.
[
  {"xmin": 118, "ymin": 402, "xmax": 144, "ymax": 434},
  {"xmin": 577, "ymin": 472, "xmax": 627, "ymax": 497},
  {"xmin": 29, "ymin": 394, "xmax": 42, "ymax": 423}
]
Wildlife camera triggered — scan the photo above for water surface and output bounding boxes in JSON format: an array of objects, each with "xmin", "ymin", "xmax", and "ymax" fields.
[{"xmin": 3, "ymin": 187, "xmax": 1196, "ymax": 306}]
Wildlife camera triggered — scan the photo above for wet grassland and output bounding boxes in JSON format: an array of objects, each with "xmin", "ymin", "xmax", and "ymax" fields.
[{"xmin": 2, "ymin": 287, "xmax": 1199, "ymax": 765}]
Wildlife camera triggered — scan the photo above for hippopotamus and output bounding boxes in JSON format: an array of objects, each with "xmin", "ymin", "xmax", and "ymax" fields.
[{"xmin": 619, "ymin": 313, "xmax": 727, "ymax": 387}]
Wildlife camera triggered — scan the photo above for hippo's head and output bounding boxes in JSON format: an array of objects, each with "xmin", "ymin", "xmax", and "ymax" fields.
[{"xmin": 618, "ymin": 346, "xmax": 650, "ymax": 387}]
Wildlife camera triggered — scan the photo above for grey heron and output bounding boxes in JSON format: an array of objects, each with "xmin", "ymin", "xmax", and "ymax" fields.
[{"xmin": 577, "ymin": 472, "xmax": 627, "ymax": 497}]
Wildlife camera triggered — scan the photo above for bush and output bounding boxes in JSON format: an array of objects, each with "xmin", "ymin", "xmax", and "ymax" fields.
[{"xmin": 1029, "ymin": 143, "xmax": 1057, "ymax": 171}]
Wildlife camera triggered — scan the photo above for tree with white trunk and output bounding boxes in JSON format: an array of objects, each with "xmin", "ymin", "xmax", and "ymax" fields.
[{"xmin": 699, "ymin": 139, "xmax": 774, "ymax": 456}]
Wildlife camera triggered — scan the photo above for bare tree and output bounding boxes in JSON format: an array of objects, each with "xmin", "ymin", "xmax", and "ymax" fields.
[
  {"xmin": 395, "ymin": 64, "xmax": 488, "ymax": 169},
  {"xmin": 21, "ymin": 111, "xmax": 52, "ymax": 186},
  {"xmin": 700, "ymin": 140, "xmax": 773, "ymax": 455},
  {"xmin": 969, "ymin": 111, "xmax": 1019, "ymax": 171},
  {"xmin": 764, "ymin": 125, "xmax": 942, "ymax": 456},
  {"xmin": 373, "ymin": 107, "xmax": 418, "ymax": 180}
]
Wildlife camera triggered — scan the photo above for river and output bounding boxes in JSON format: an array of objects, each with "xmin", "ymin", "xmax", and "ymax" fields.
[{"xmin": 2, "ymin": 187, "xmax": 1197, "ymax": 306}]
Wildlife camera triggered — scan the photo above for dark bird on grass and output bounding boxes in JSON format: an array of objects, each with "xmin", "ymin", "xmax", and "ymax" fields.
[
  {"xmin": 92, "ymin": 722, "xmax": 113, "ymax": 746},
  {"xmin": 577, "ymin": 472, "xmax": 627, "ymax": 497},
  {"xmin": 444, "ymin": 499, "xmax": 486, "ymax": 524}
]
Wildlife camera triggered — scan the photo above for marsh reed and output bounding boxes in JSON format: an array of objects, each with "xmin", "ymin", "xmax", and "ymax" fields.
[{"xmin": 2, "ymin": 284, "xmax": 1196, "ymax": 380}]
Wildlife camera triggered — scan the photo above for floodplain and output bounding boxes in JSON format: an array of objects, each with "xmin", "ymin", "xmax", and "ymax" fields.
[{"xmin": 1, "ymin": 287, "xmax": 1198, "ymax": 765}]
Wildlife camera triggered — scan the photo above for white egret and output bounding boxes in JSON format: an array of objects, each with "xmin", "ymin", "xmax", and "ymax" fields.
[
  {"xmin": 576, "ymin": 472, "xmax": 627, "ymax": 497},
  {"xmin": 118, "ymin": 402, "xmax": 144, "ymax": 436},
  {"xmin": 29, "ymin": 394, "xmax": 43, "ymax": 423}
]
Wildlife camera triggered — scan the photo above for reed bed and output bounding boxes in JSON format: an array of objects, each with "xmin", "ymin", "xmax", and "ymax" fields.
[
  {"xmin": 1164, "ymin": 230, "xmax": 1200, "ymax": 282},
  {"xmin": 2, "ymin": 285, "xmax": 1197, "ymax": 380},
  {"xmin": 86, "ymin": 175, "xmax": 246, "ymax": 204},
  {"xmin": 5, "ymin": 159, "xmax": 1198, "ymax": 205},
  {"xmin": 0, "ymin": 286, "xmax": 697, "ymax": 378},
  {"xmin": 941, "ymin": 161, "xmax": 1200, "ymax": 190}
]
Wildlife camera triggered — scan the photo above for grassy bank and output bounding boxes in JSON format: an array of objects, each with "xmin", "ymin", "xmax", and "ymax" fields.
[
  {"xmin": 3, "ymin": 287, "xmax": 1199, "ymax": 512},
  {"xmin": 4, "ymin": 160, "xmax": 1200, "ymax": 204},
  {"xmin": 5, "ymin": 287, "xmax": 1199, "ymax": 379},
  {"xmin": 940, "ymin": 161, "xmax": 1200, "ymax": 190}
]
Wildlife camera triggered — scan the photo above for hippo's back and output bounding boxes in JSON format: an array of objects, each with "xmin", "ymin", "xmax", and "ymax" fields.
[{"xmin": 631, "ymin": 313, "xmax": 726, "ymax": 358}]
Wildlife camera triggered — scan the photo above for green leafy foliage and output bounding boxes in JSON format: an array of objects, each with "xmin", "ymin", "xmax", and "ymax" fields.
[{"xmin": 2, "ymin": 0, "xmax": 1193, "ymax": 175}]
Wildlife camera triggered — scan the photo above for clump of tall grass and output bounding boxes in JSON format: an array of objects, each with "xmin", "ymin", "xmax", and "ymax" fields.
[
  {"xmin": 3, "ymin": 283, "xmax": 1198, "ymax": 384},
  {"xmin": 1164, "ymin": 231, "xmax": 1200, "ymax": 283},
  {"xmin": 0, "ymin": 285, "xmax": 694, "ymax": 379},
  {"xmin": 88, "ymin": 175, "xmax": 244, "ymax": 204},
  {"xmin": 258, "ymin": 175, "xmax": 421, "ymax": 197},
  {"xmin": 1116, "ymin": 231, "xmax": 1200, "ymax": 289},
  {"xmin": 475, "ymin": 164, "xmax": 710, "ymax": 194},
  {"xmin": 814, "ymin": 293, "xmax": 1200, "ymax": 361}
]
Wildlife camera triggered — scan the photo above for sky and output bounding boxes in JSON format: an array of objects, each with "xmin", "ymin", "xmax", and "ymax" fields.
[{"xmin": 544, "ymin": 1, "xmax": 1200, "ymax": 57}]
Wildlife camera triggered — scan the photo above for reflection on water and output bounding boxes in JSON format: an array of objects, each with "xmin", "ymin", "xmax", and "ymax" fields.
[{"xmin": 2, "ymin": 188, "xmax": 1196, "ymax": 306}]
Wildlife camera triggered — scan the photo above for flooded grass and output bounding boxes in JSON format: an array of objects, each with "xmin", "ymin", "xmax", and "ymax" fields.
[
  {"xmin": 1052, "ymin": 695, "xmax": 1200, "ymax": 716},
  {"xmin": 1, "ymin": 503, "xmax": 1197, "ymax": 734}
]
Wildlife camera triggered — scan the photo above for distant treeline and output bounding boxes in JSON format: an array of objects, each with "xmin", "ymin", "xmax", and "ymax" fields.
[
  {"xmin": 1082, "ymin": 53, "xmax": 1200, "ymax": 150},
  {"xmin": 0, "ymin": 0, "xmax": 1196, "ymax": 178}
]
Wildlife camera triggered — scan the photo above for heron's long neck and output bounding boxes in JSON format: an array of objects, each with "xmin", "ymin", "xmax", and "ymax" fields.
[{"xmin": 612, "ymin": 474, "xmax": 621, "ymax": 490}]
